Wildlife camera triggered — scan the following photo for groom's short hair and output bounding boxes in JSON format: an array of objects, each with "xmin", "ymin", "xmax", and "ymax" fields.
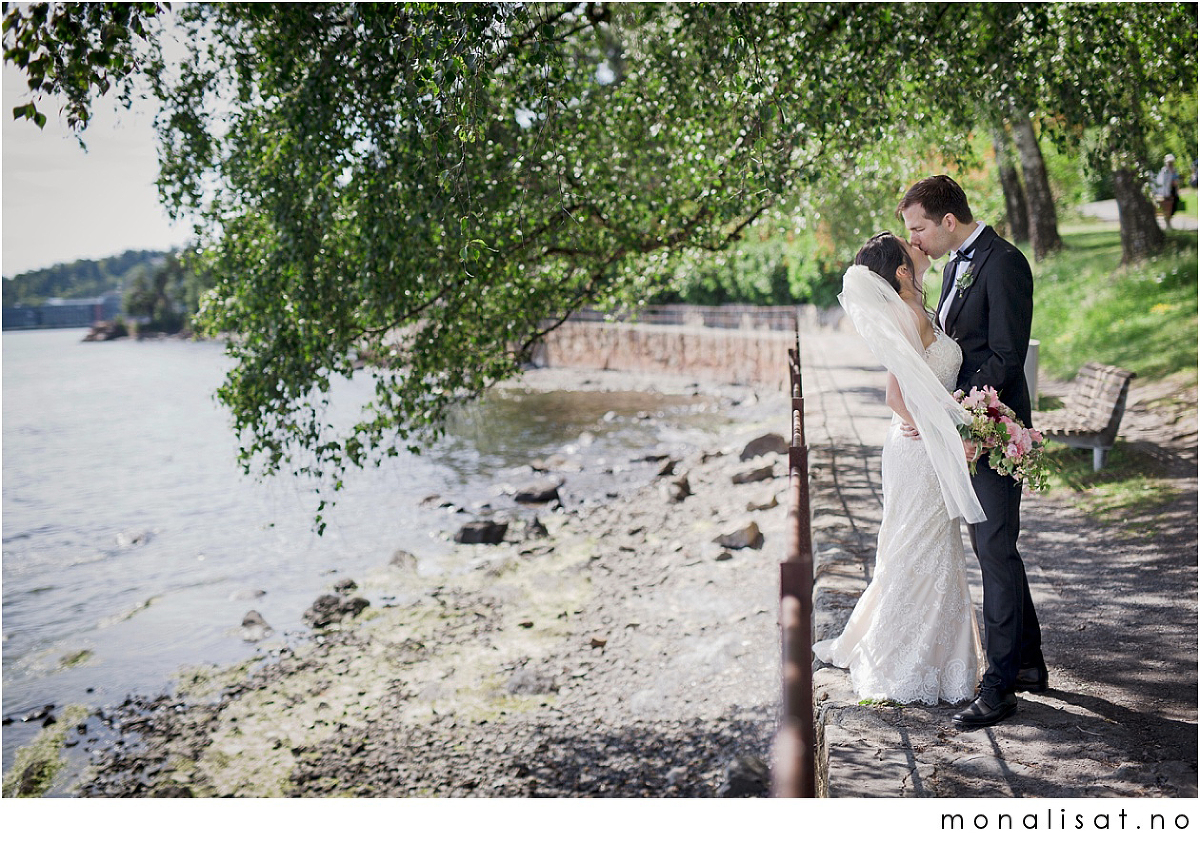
[{"xmin": 898, "ymin": 175, "xmax": 974, "ymax": 224}]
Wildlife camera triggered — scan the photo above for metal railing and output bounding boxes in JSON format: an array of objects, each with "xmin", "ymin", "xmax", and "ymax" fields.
[{"xmin": 771, "ymin": 325, "xmax": 816, "ymax": 798}]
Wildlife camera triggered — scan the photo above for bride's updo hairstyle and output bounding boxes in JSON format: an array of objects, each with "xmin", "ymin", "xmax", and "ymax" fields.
[{"xmin": 854, "ymin": 232, "xmax": 913, "ymax": 294}]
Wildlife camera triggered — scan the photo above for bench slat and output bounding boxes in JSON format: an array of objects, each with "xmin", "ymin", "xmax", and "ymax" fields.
[{"xmin": 1033, "ymin": 362, "xmax": 1135, "ymax": 469}]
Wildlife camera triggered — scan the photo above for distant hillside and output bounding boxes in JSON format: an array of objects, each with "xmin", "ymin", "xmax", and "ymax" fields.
[{"xmin": 2, "ymin": 249, "xmax": 173, "ymax": 308}]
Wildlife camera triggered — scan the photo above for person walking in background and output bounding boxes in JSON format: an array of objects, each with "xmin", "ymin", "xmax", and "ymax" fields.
[
  {"xmin": 899, "ymin": 175, "xmax": 1046, "ymax": 729},
  {"xmin": 1157, "ymin": 154, "xmax": 1181, "ymax": 229}
]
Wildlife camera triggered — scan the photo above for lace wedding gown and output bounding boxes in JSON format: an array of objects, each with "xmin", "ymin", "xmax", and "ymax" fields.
[{"xmin": 814, "ymin": 328, "xmax": 983, "ymax": 704}]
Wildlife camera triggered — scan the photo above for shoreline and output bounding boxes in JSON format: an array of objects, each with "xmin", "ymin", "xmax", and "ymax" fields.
[{"xmin": 7, "ymin": 366, "xmax": 792, "ymax": 797}]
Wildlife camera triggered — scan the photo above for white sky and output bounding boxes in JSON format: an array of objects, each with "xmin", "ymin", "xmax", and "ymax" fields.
[{"xmin": 1, "ymin": 61, "xmax": 190, "ymax": 279}]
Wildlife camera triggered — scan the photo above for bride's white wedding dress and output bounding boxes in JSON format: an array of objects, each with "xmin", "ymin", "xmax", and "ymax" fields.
[{"xmin": 814, "ymin": 327, "xmax": 983, "ymax": 705}]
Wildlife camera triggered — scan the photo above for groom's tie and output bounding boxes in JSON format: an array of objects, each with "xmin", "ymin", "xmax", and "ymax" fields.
[{"xmin": 946, "ymin": 248, "xmax": 973, "ymax": 284}]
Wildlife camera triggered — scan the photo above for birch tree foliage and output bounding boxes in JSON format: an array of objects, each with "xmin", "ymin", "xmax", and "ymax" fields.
[
  {"xmin": 8, "ymin": 3, "xmax": 1195, "ymax": 525},
  {"xmin": 121, "ymin": 1, "xmax": 913, "ymax": 524},
  {"xmin": 4, "ymin": 2, "xmax": 1053, "ymax": 524},
  {"xmin": 905, "ymin": 2, "xmax": 1197, "ymax": 261},
  {"xmin": 3, "ymin": 1, "xmax": 165, "ymax": 134}
]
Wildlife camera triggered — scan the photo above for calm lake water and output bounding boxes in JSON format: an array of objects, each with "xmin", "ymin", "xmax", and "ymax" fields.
[{"xmin": 2, "ymin": 329, "xmax": 723, "ymax": 774}]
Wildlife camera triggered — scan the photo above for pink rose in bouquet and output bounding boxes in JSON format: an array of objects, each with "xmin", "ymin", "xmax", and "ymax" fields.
[{"xmin": 953, "ymin": 386, "xmax": 1050, "ymax": 493}]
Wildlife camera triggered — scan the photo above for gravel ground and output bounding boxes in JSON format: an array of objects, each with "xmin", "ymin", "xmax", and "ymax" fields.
[
  {"xmin": 13, "ymin": 339, "xmax": 1195, "ymax": 803},
  {"xmin": 64, "ymin": 368, "xmax": 794, "ymax": 798}
]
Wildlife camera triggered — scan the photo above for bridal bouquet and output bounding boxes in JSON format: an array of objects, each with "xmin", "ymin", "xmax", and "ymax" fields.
[{"xmin": 954, "ymin": 385, "xmax": 1050, "ymax": 493}]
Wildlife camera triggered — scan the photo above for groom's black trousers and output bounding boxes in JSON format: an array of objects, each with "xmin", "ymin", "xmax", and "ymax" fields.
[{"xmin": 967, "ymin": 459, "xmax": 1043, "ymax": 698}]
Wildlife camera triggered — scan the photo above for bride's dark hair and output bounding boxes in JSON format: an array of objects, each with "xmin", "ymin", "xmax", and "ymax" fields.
[{"xmin": 853, "ymin": 232, "xmax": 913, "ymax": 294}]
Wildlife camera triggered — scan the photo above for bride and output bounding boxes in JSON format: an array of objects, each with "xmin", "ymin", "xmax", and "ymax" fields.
[{"xmin": 813, "ymin": 232, "xmax": 986, "ymax": 705}]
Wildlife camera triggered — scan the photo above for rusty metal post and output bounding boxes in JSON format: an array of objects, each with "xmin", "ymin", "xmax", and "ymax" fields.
[
  {"xmin": 773, "ymin": 595, "xmax": 813, "ymax": 797},
  {"xmin": 772, "ymin": 327, "xmax": 816, "ymax": 797}
]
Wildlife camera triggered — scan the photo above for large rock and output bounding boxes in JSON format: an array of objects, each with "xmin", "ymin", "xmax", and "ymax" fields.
[
  {"xmin": 746, "ymin": 493, "xmax": 779, "ymax": 511},
  {"xmin": 714, "ymin": 521, "xmax": 764, "ymax": 550},
  {"xmin": 241, "ymin": 610, "xmax": 273, "ymax": 642},
  {"xmin": 340, "ymin": 596, "xmax": 370, "ymax": 617},
  {"xmin": 732, "ymin": 465, "xmax": 775, "ymax": 485},
  {"xmin": 717, "ymin": 754, "xmax": 770, "ymax": 797},
  {"xmin": 740, "ymin": 433, "xmax": 788, "ymax": 461},
  {"xmin": 303, "ymin": 595, "xmax": 343, "ymax": 628},
  {"xmin": 303, "ymin": 594, "xmax": 371, "ymax": 628},
  {"xmin": 531, "ymin": 454, "xmax": 582, "ymax": 473},
  {"xmin": 454, "ymin": 519, "xmax": 509, "ymax": 544},
  {"xmin": 514, "ymin": 477, "xmax": 564, "ymax": 504},
  {"xmin": 662, "ymin": 473, "xmax": 691, "ymax": 502},
  {"xmin": 82, "ymin": 321, "xmax": 128, "ymax": 342}
]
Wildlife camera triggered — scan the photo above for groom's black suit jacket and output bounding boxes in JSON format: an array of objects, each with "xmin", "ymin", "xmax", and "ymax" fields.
[{"xmin": 937, "ymin": 225, "xmax": 1034, "ymax": 427}]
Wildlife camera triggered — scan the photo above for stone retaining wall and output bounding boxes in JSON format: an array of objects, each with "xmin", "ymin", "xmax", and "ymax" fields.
[{"xmin": 536, "ymin": 321, "xmax": 798, "ymax": 389}]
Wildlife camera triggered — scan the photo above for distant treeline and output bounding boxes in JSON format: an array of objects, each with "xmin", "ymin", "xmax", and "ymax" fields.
[{"xmin": 2, "ymin": 249, "xmax": 172, "ymax": 308}]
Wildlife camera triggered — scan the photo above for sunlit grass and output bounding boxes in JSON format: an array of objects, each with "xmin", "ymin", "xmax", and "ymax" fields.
[
  {"xmin": 1030, "ymin": 228, "xmax": 1197, "ymax": 383},
  {"xmin": 1041, "ymin": 440, "xmax": 1181, "ymax": 533},
  {"xmin": 1176, "ymin": 186, "xmax": 1197, "ymax": 222}
]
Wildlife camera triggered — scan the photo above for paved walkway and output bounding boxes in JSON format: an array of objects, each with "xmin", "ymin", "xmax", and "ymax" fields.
[
  {"xmin": 797, "ymin": 325, "xmax": 1198, "ymax": 798},
  {"xmin": 1080, "ymin": 198, "xmax": 1198, "ymax": 231}
]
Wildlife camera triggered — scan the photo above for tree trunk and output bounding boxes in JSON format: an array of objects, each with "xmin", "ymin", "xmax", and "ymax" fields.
[
  {"xmin": 991, "ymin": 125, "xmax": 1029, "ymax": 243},
  {"xmin": 1111, "ymin": 165, "xmax": 1165, "ymax": 263},
  {"xmin": 1011, "ymin": 115, "xmax": 1062, "ymax": 260}
]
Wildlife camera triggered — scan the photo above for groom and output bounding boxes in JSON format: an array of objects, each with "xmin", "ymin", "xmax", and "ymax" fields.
[{"xmin": 899, "ymin": 175, "xmax": 1047, "ymax": 729}]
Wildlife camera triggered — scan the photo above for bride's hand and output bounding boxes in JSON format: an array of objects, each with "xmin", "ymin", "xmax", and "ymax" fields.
[
  {"xmin": 963, "ymin": 439, "xmax": 978, "ymax": 461},
  {"xmin": 901, "ymin": 422, "xmax": 921, "ymax": 439}
]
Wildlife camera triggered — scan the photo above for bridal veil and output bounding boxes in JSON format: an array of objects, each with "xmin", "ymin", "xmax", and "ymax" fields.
[{"xmin": 838, "ymin": 265, "xmax": 986, "ymax": 524}]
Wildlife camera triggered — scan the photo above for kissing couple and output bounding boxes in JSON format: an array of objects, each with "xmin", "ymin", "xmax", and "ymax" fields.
[{"xmin": 814, "ymin": 175, "xmax": 1047, "ymax": 729}]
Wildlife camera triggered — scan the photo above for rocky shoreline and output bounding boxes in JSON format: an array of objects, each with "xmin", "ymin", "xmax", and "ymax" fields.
[{"xmin": 9, "ymin": 367, "xmax": 794, "ymax": 798}]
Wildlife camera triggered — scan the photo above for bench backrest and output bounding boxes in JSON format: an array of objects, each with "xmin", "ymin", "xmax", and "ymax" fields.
[{"xmin": 1067, "ymin": 362, "xmax": 1136, "ymax": 433}]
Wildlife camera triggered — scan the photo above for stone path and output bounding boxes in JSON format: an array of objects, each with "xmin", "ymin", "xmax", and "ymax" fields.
[
  {"xmin": 798, "ymin": 325, "xmax": 1198, "ymax": 798},
  {"xmin": 1080, "ymin": 198, "xmax": 1198, "ymax": 231}
]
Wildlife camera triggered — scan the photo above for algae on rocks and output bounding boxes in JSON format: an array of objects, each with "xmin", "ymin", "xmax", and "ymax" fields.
[{"xmin": 2, "ymin": 705, "xmax": 90, "ymax": 797}]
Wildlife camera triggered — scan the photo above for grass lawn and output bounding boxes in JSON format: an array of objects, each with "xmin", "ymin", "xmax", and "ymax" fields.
[
  {"xmin": 1174, "ymin": 185, "xmax": 1198, "ymax": 222},
  {"xmin": 1021, "ymin": 216, "xmax": 1196, "ymax": 521},
  {"xmin": 1031, "ymin": 225, "xmax": 1197, "ymax": 384},
  {"xmin": 1041, "ymin": 440, "xmax": 1183, "ymax": 536}
]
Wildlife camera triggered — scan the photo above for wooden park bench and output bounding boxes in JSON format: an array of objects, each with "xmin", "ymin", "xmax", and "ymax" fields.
[{"xmin": 1033, "ymin": 362, "xmax": 1137, "ymax": 471}]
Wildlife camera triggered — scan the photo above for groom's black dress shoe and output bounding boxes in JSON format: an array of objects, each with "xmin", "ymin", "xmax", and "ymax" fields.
[
  {"xmin": 952, "ymin": 690, "xmax": 1017, "ymax": 729},
  {"xmin": 1013, "ymin": 664, "xmax": 1049, "ymax": 693}
]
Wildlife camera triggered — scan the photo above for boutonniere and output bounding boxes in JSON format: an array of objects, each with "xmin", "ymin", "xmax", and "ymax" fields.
[{"xmin": 955, "ymin": 264, "xmax": 976, "ymax": 292}]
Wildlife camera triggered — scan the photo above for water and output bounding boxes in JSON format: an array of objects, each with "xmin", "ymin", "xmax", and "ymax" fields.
[{"xmin": 2, "ymin": 329, "xmax": 722, "ymax": 773}]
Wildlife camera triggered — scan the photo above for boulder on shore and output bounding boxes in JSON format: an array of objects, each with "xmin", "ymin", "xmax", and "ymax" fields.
[
  {"xmin": 241, "ymin": 610, "xmax": 273, "ymax": 642},
  {"xmin": 718, "ymin": 754, "xmax": 770, "ymax": 797},
  {"xmin": 662, "ymin": 474, "xmax": 691, "ymax": 502},
  {"xmin": 514, "ymin": 477, "xmax": 564, "ymax": 504},
  {"xmin": 82, "ymin": 321, "xmax": 127, "ymax": 342},
  {"xmin": 454, "ymin": 519, "xmax": 509, "ymax": 545},
  {"xmin": 714, "ymin": 521, "xmax": 764, "ymax": 550},
  {"xmin": 732, "ymin": 465, "xmax": 775, "ymax": 485},
  {"xmin": 303, "ymin": 594, "xmax": 371, "ymax": 628},
  {"xmin": 739, "ymin": 433, "xmax": 788, "ymax": 461}
]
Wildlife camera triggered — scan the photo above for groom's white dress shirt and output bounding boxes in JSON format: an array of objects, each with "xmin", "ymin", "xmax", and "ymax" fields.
[{"xmin": 938, "ymin": 222, "xmax": 985, "ymax": 331}]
